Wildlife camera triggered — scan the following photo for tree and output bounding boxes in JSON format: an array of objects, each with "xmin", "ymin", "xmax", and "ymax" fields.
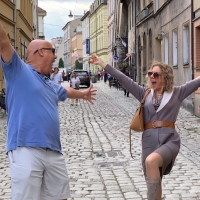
[
  {"xmin": 58, "ymin": 58, "xmax": 64, "ymax": 68},
  {"xmin": 75, "ymin": 60, "xmax": 83, "ymax": 69}
]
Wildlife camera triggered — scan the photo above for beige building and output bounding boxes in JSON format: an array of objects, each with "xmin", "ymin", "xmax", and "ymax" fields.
[
  {"xmin": 89, "ymin": 0, "xmax": 108, "ymax": 74},
  {"xmin": 134, "ymin": 0, "xmax": 194, "ymax": 112},
  {"xmin": 71, "ymin": 28, "xmax": 83, "ymax": 69},
  {"xmin": 193, "ymin": 0, "xmax": 200, "ymax": 116},
  {"xmin": 62, "ymin": 18, "xmax": 83, "ymax": 71},
  {"xmin": 0, "ymin": 0, "xmax": 39, "ymax": 91}
]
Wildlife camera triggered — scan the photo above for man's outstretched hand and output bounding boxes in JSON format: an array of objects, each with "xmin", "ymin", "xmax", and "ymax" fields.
[{"xmin": 82, "ymin": 84, "xmax": 97, "ymax": 104}]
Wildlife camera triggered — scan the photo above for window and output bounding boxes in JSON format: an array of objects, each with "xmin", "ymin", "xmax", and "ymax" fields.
[
  {"xmin": 183, "ymin": 24, "xmax": 189, "ymax": 64},
  {"xmin": 172, "ymin": 30, "xmax": 178, "ymax": 66},
  {"xmin": 164, "ymin": 35, "xmax": 169, "ymax": 64}
]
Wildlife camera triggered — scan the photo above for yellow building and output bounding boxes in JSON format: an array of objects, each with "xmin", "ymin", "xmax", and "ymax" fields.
[
  {"xmin": 0, "ymin": 0, "xmax": 38, "ymax": 91},
  {"xmin": 89, "ymin": 0, "xmax": 108, "ymax": 74}
]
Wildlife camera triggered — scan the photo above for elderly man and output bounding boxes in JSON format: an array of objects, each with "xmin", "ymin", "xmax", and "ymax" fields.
[{"xmin": 0, "ymin": 23, "xmax": 96, "ymax": 200}]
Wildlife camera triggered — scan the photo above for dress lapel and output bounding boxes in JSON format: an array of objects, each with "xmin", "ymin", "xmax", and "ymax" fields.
[{"xmin": 156, "ymin": 89, "xmax": 174, "ymax": 112}]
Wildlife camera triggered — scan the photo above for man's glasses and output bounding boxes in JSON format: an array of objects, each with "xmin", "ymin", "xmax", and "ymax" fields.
[
  {"xmin": 147, "ymin": 71, "xmax": 161, "ymax": 79},
  {"xmin": 33, "ymin": 48, "xmax": 55, "ymax": 55}
]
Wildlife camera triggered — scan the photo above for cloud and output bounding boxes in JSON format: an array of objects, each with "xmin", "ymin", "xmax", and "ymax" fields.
[{"xmin": 38, "ymin": 0, "xmax": 94, "ymax": 41}]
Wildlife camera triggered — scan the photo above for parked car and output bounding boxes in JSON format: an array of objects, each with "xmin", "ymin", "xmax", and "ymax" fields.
[{"xmin": 73, "ymin": 70, "xmax": 90, "ymax": 88}]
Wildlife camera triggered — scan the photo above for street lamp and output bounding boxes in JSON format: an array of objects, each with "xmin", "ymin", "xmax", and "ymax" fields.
[{"xmin": 68, "ymin": 10, "xmax": 73, "ymax": 18}]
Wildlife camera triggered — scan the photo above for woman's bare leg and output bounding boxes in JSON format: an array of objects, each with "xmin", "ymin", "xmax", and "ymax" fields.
[{"xmin": 145, "ymin": 152, "xmax": 163, "ymax": 200}]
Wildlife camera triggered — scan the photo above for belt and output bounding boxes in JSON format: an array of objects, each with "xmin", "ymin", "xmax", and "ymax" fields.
[{"xmin": 144, "ymin": 121, "xmax": 175, "ymax": 130}]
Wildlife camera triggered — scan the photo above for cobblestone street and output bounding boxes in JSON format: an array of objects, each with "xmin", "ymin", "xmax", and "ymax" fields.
[{"xmin": 0, "ymin": 81, "xmax": 200, "ymax": 200}]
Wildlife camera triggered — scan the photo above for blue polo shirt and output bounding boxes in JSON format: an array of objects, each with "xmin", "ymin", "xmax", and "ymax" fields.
[{"xmin": 0, "ymin": 51, "xmax": 67, "ymax": 153}]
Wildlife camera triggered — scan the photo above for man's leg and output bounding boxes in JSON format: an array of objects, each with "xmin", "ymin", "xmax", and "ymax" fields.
[
  {"xmin": 41, "ymin": 149, "xmax": 70, "ymax": 200},
  {"xmin": 8, "ymin": 147, "xmax": 44, "ymax": 200}
]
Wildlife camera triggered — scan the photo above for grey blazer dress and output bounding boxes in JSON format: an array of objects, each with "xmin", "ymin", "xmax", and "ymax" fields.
[{"xmin": 105, "ymin": 64, "xmax": 200, "ymax": 176}]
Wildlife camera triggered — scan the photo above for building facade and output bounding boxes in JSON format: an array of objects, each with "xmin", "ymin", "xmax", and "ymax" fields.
[
  {"xmin": 71, "ymin": 25, "xmax": 83, "ymax": 70},
  {"xmin": 38, "ymin": 6, "xmax": 46, "ymax": 40},
  {"xmin": 81, "ymin": 11, "xmax": 90, "ymax": 71},
  {"xmin": 107, "ymin": 0, "xmax": 116, "ymax": 67},
  {"xmin": 193, "ymin": 0, "xmax": 200, "ymax": 117},
  {"xmin": 89, "ymin": 0, "xmax": 108, "ymax": 74},
  {"xmin": 0, "ymin": 0, "xmax": 40, "ymax": 91},
  {"xmin": 51, "ymin": 37, "xmax": 64, "ymax": 68},
  {"xmin": 62, "ymin": 18, "xmax": 82, "ymax": 71}
]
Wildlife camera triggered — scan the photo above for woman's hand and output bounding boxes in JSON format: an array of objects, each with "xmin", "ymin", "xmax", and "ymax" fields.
[{"xmin": 89, "ymin": 54, "xmax": 107, "ymax": 68}]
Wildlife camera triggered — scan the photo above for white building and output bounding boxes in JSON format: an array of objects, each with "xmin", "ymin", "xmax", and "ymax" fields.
[
  {"xmin": 51, "ymin": 37, "xmax": 64, "ymax": 68},
  {"xmin": 80, "ymin": 11, "xmax": 90, "ymax": 71},
  {"xmin": 38, "ymin": 7, "xmax": 46, "ymax": 40}
]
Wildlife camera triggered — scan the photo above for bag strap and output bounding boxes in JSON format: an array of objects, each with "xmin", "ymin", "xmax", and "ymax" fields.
[
  {"xmin": 141, "ymin": 88, "xmax": 151, "ymax": 104},
  {"xmin": 129, "ymin": 88, "xmax": 151, "ymax": 159}
]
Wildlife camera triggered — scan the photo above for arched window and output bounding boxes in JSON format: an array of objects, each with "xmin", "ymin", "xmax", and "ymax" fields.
[
  {"xmin": 143, "ymin": 32, "xmax": 146, "ymax": 73},
  {"xmin": 148, "ymin": 29, "xmax": 153, "ymax": 68},
  {"xmin": 138, "ymin": 36, "xmax": 141, "ymax": 67}
]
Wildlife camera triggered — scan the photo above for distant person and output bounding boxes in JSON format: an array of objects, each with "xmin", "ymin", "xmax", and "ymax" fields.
[
  {"xmin": 198, "ymin": 105, "xmax": 200, "ymax": 114},
  {"xmin": 70, "ymin": 72, "xmax": 81, "ymax": 106},
  {"xmin": 50, "ymin": 67, "xmax": 63, "ymax": 84},
  {"xmin": 88, "ymin": 70, "xmax": 92, "ymax": 76},
  {"xmin": 0, "ymin": 22, "xmax": 96, "ymax": 200},
  {"xmin": 97, "ymin": 68, "xmax": 101, "ymax": 81},
  {"xmin": 124, "ymin": 68, "xmax": 130, "ymax": 97},
  {"xmin": 62, "ymin": 70, "xmax": 66, "ymax": 77},
  {"xmin": 104, "ymin": 70, "xmax": 108, "ymax": 83}
]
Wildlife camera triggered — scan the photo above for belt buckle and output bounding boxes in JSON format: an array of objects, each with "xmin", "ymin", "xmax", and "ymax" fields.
[{"xmin": 152, "ymin": 121, "xmax": 156, "ymax": 128}]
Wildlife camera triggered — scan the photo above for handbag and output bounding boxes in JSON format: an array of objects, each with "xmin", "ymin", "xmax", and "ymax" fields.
[
  {"xmin": 130, "ymin": 89, "xmax": 150, "ymax": 132},
  {"xmin": 129, "ymin": 89, "xmax": 150, "ymax": 158}
]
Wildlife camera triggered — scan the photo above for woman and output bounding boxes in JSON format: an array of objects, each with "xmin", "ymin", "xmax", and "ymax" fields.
[
  {"xmin": 70, "ymin": 72, "xmax": 80, "ymax": 106},
  {"xmin": 90, "ymin": 55, "xmax": 200, "ymax": 200}
]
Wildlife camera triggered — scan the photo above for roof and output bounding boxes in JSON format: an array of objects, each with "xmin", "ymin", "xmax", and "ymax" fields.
[
  {"xmin": 38, "ymin": 7, "xmax": 47, "ymax": 14},
  {"xmin": 80, "ymin": 11, "xmax": 90, "ymax": 21}
]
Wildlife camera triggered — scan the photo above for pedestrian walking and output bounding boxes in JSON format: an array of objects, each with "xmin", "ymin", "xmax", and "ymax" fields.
[
  {"xmin": 0, "ymin": 23, "xmax": 96, "ymax": 200},
  {"xmin": 124, "ymin": 68, "xmax": 130, "ymax": 97},
  {"xmin": 90, "ymin": 54, "xmax": 200, "ymax": 200},
  {"xmin": 50, "ymin": 67, "xmax": 63, "ymax": 84},
  {"xmin": 70, "ymin": 72, "xmax": 80, "ymax": 106}
]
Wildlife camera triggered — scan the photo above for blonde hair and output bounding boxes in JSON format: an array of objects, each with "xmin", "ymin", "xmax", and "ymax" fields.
[{"xmin": 146, "ymin": 62, "xmax": 174, "ymax": 92}]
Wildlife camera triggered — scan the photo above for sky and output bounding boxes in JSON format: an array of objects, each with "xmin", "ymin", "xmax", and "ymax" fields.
[{"xmin": 38, "ymin": 0, "xmax": 94, "ymax": 42}]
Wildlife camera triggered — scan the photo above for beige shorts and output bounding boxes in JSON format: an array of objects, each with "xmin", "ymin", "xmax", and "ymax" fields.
[{"xmin": 8, "ymin": 147, "xmax": 70, "ymax": 200}]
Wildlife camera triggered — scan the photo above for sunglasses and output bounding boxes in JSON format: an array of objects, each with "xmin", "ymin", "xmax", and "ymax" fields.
[
  {"xmin": 147, "ymin": 71, "xmax": 161, "ymax": 79},
  {"xmin": 33, "ymin": 48, "xmax": 55, "ymax": 55}
]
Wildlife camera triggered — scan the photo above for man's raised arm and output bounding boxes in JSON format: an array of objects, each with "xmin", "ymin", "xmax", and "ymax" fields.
[{"xmin": 0, "ymin": 23, "xmax": 14, "ymax": 63}]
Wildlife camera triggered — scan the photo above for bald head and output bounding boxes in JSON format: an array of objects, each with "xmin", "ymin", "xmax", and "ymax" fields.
[
  {"xmin": 26, "ymin": 39, "xmax": 56, "ymax": 75},
  {"xmin": 27, "ymin": 39, "xmax": 51, "ymax": 56}
]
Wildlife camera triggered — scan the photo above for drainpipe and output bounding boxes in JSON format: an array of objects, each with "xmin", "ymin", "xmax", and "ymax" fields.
[
  {"xmin": 191, "ymin": 0, "xmax": 194, "ymax": 80},
  {"xmin": 36, "ymin": 0, "xmax": 39, "ymax": 39},
  {"xmin": 113, "ymin": 0, "xmax": 117, "ymax": 68},
  {"xmin": 14, "ymin": 0, "xmax": 17, "ymax": 49},
  {"xmin": 134, "ymin": 0, "xmax": 137, "ymax": 81}
]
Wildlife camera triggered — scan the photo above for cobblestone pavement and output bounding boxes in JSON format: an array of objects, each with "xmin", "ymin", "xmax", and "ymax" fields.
[{"xmin": 0, "ymin": 80, "xmax": 200, "ymax": 200}]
